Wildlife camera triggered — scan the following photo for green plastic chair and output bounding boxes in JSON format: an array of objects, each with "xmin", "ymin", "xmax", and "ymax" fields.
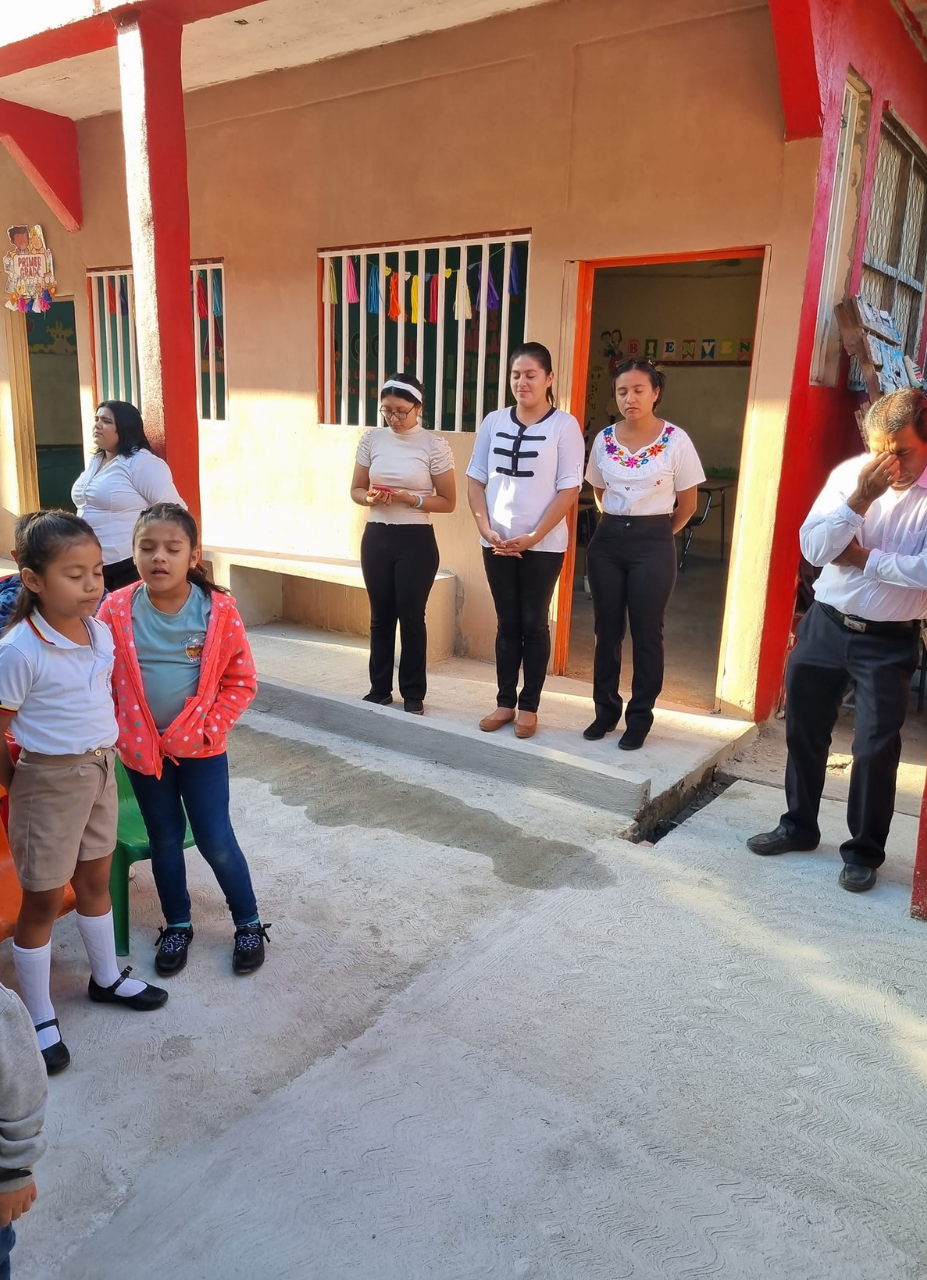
[{"xmin": 110, "ymin": 757, "xmax": 194, "ymax": 956}]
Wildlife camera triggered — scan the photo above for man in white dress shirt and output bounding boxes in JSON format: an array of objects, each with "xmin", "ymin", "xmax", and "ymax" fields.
[{"xmin": 748, "ymin": 388, "xmax": 927, "ymax": 892}]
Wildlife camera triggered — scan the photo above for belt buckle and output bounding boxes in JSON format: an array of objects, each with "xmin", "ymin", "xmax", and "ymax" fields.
[{"xmin": 843, "ymin": 616, "xmax": 867, "ymax": 633}]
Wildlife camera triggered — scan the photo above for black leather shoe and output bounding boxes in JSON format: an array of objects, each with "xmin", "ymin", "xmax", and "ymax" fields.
[
  {"xmin": 362, "ymin": 692, "xmax": 393, "ymax": 705},
  {"xmin": 618, "ymin": 728, "xmax": 649, "ymax": 751},
  {"xmin": 35, "ymin": 1018, "xmax": 70, "ymax": 1076},
  {"xmin": 155, "ymin": 925, "xmax": 194, "ymax": 976},
  {"xmin": 746, "ymin": 824, "xmax": 818, "ymax": 856},
  {"xmin": 403, "ymin": 699, "xmax": 424, "ymax": 716},
  {"xmin": 233, "ymin": 923, "xmax": 271, "ymax": 975},
  {"xmin": 88, "ymin": 966, "xmax": 169, "ymax": 1010},
  {"xmin": 583, "ymin": 716, "xmax": 619, "ymax": 741},
  {"xmin": 839, "ymin": 864, "xmax": 878, "ymax": 893}
]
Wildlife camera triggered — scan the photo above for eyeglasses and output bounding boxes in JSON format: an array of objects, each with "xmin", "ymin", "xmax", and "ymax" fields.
[{"xmin": 380, "ymin": 406, "xmax": 419, "ymax": 422}]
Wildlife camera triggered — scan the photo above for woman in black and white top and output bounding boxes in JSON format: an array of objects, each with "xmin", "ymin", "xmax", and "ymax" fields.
[
  {"xmin": 72, "ymin": 401, "xmax": 185, "ymax": 592},
  {"xmin": 467, "ymin": 342, "xmax": 584, "ymax": 739},
  {"xmin": 584, "ymin": 359, "xmax": 705, "ymax": 751},
  {"xmin": 351, "ymin": 373, "xmax": 456, "ymax": 715}
]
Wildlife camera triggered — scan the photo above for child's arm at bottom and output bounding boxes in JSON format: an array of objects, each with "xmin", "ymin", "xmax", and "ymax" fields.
[{"xmin": 0, "ymin": 713, "xmax": 15, "ymax": 794}]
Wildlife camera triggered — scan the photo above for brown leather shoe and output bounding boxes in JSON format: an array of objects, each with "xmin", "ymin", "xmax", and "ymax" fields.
[
  {"xmin": 513, "ymin": 714, "xmax": 537, "ymax": 739},
  {"xmin": 479, "ymin": 710, "xmax": 516, "ymax": 732}
]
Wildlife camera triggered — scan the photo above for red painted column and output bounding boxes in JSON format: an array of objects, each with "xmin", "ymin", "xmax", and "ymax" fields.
[{"xmin": 115, "ymin": 12, "xmax": 200, "ymax": 521}]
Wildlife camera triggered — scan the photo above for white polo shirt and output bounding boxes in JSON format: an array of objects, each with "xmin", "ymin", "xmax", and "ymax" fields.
[
  {"xmin": 0, "ymin": 613, "xmax": 117, "ymax": 754},
  {"xmin": 466, "ymin": 406, "xmax": 585, "ymax": 553}
]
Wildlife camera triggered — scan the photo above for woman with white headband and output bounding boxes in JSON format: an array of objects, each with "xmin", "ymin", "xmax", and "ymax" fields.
[{"xmin": 350, "ymin": 372, "xmax": 457, "ymax": 715}]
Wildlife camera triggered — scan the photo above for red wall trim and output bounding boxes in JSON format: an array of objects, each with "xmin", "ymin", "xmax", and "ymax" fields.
[{"xmin": 0, "ymin": 98, "xmax": 82, "ymax": 232}]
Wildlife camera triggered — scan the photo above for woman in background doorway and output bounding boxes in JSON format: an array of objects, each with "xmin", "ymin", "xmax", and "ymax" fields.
[
  {"xmin": 584, "ymin": 358, "xmax": 704, "ymax": 751},
  {"xmin": 72, "ymin": 401, "xmax": 185, "ymax": 593},
  {"xmin": 350, "ymin": 373, "xmax": 457, "ymax": 716},
  {"xmin": 467, "ymin": 342, "xmax": 584, "ymax": 739}
]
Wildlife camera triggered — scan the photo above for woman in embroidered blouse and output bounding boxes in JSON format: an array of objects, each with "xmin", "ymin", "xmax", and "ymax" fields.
[
  {"xmin": 467, "ymin": 342, "xmax": 585, "ymax": 739},
  {"xmin": 72, "ymin": 401, "xmax": 185, "ymax": 592},
  {"xmin": 584, "ymin": 359, "xmax": 704, "ymax": 751}
]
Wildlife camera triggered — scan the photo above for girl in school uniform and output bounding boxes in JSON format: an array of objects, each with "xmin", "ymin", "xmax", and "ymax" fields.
[
  {"xmin": 98, "ymin": 503, "xmax": 269, "ymax": 978},
  {"xmin": 467, "ymin": 342, "xmax": 585, "ymax": 738},
  {"xmin": 0, "ymin": 511, "xmax": 168, "ymax": 1077},
  {"xmin": 584, "ymin": 358, "xmax": 705, "ymax": 750}
]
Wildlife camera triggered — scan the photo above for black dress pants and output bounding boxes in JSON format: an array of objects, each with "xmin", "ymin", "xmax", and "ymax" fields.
[
  {"xmin": 482, "ymin": 547, "xmax": 564, "ymax": 713},
  {"xmin": 360, "ymin": 523, "xmax": 440, "ymax": 702},
  {"xmin": 586, "ymin": 514, "xmax": 677, "ymax": 733},
  {"xmin": 781, "ymin": 602, "xmax": 919, "ymax": 868}
]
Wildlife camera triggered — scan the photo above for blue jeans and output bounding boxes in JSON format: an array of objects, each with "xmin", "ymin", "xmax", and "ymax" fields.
[
  {"xmin": 127, "ymin": 754, "xmax": 259, "ymax": 927},
  {"xmin": 0, "ymin": 1223, "xmax": 14, "ymax": 1280}
]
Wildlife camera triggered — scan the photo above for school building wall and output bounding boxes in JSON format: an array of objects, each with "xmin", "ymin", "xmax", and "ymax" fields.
[{"xmin": 0, "ymin": 0, "xmax": 820, "ymax": 694}]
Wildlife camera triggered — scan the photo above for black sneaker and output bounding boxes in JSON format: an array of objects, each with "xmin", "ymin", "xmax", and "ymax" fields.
[
  {"xmin": 362, "ymin": 692, "xmax": 393, "ymax": 705},
  {"xmin": 233, "ymin": 922, "xmax": 271, "ymax": 975},
  {"xmin": 403, "ymin": 699, "xmax": 424, "ymax": 715},
  {"xmin": 155, "ymin": 925, "xmax": 194, "ymax": 976}
]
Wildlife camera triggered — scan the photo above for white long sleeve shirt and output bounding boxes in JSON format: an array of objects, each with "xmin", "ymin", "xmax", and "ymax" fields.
[
  {"xmin": 72, "ymin": 450, "xmax": 184, "ymax": 565},
  {"xmin": 801, "ymin": 454, "xmax": 927, "ymax": 622}
]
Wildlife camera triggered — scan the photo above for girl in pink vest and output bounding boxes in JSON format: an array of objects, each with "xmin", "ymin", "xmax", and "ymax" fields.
[{"xmin": 98, "ymin": 504, "xmax": 269, "ymax": 978}]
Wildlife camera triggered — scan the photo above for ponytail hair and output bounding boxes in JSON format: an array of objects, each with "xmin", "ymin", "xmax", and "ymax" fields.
[
  {"xmin": 509, "ymin": 342, "xmax": 556, "ymax": 406},
  {"xmin": 133, "ymin": 503, "xmax": 228, "ymax": 597},
  {"xmin": 5, "ymin": 510, "xmax": 100, "ymax": 633}
]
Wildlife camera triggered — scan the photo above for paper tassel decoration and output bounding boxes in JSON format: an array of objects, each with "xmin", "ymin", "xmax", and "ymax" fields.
[
  {"xmin": 196, "ymin": 275, "xmax": 209, "ymax": 319},
  {"xmin": 472, "ymin": 264, "xmax": 500, "ymax": 311},
  {"xmin": 429, "ymin": 273, "xmax": 439, "ymax": 322},
  {"xmin": 388, "ymin": 271, "xmax": 401, "ymax": 320},
  {"xmin": 212, "ymin": 272, "xmax": 223, "ymax": 317},
  {"xmin": 326, "ymin": 260, "xmax": 338, "ymax": 306},
  {"xmin": 508, "ymin": 253, "xmax": 520, "ymax": 297},
  {"xmin": 410, "ymin": 275, "xmax": 420, "ymax": 324},
  {"xmin": 345, "ymin": 257, "xmax": 359, "ymax": 305},
  {"xmin": 367, "ymin": 264, "xmax": 381, "ymax": 314},
  {"xmin": 119, "ymin": 279, "xmax": 129, "ymax": 316},
  {"xmin": 453, "ymin": 272, "xmax": 472, "ymax": 321},
  {"xmin": 107, "ymin": 280, "xmax": 117, "ymax": 314}
]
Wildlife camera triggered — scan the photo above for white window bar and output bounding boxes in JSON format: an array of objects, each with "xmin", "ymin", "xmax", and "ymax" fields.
[
  {"xmin": 206, "ymin": 268, "xmax": 217, "ymax": 421},
  {"xmin": 113, "ymin": 276, "xmax": 125, "ymax": 400},
  {"xmin": 192, "ymin": 271, "xmax": 203, "ymax": 419},
  {"xmin": 103, "ymin": 278, "xmax": 115, "ymax": 403},
  {"xmin": 322, "ymin": 255, "xmax": 332, "ymax": 424},
  {"xmin": 497, "ymin": 240, "xmax": 513, "ymax": 409},
  {"xmin": 434, "ymin": 245, "xmax": 447, "ymax": 428},
  {"xmin": 454, "ymin": 245, "xmax": 467, "ymax": 432},
  {"xmin": 416, "ymin": 247, "xmax": 425, "ymax": 381},
  {"xmin": 126, "ymin": 273, "xmax": 139, "ymax": 407},
  {"xmin": 358, "ymin": 254, "xmax": 367, "ymax": 428},
  {"xmin": 475, "ymin": 241, "xmax": 490, "ymax": 425},
  {"xmin": 319, "ymin": 234, "xmax": 529, "ymax": 430},
  {"xmin": 90, "ymin": 275, "xmax": 104, "ymax": 405}
]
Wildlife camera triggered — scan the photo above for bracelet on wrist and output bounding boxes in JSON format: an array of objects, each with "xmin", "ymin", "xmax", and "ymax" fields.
[{"xmin": 414, "ymin": 494, "xmax": 424, "ymax": 509}]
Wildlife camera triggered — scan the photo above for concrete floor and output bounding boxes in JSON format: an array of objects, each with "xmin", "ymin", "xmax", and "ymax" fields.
[
  {"xmin": 6, "ymin": 703, "xmax": 927, "ymax": 1280},
  {"xmin": 565, "ymin": 552, "xmax": 727, "ymax": 710}
]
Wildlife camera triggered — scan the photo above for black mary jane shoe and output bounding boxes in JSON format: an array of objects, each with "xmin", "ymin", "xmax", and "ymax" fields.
[
  {"xmin": 583, "ymin": 716, "xmax": 619, "ymax": 742},
  {"xmin": 362, "ymin": 692, "xmax": 393, "ymax": 705},
  {"xmin": 839, "ymin": 864, "xmax": 878, "ymax": 893},
  {"xmin": 88, "ymin": 966, "xmax": 169, "ymax": 1010},
  {"xmin": 35, "ymin": 1018, "xmax": 70, "ymax": 1076},
  {"xmin": 403, "ymin": 699, "xmax": 425, "ymax": 716},
  {"xmin": 233, "ymin": 922, "xmax": 272, "ymax": 975},
  {"xmin": 155, "ymin": 925, "xmax": 194, "ymax": 977},
  {"xmin": 618, "ymin": 727, "xmax": 650, "ymax": 752}
]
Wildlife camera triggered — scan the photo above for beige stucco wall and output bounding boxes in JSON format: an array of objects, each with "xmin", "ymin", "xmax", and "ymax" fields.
[{"xmin": 0, "ymin": 0, "xmax": 819, "ymax": 702}]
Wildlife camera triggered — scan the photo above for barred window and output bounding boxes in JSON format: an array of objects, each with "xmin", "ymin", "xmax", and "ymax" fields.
[
  {"xmin": 88, "ymin": 262, "xmax": 227, "ymax": 420},
  {"xmin": 319, "ymin": 234, "xmax": 530, "ymax": 432}
]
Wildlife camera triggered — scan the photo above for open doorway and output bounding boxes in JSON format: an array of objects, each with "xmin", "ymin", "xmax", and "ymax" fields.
[
  {"xmin": 27, "ymin": 299, "xmax": 82, "ymax": 509},
  {"xmin": 563, "ymin": 255, "xmax": 764, "ymax": 709}
]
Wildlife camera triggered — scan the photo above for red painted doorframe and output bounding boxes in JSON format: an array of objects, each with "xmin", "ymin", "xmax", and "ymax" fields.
[{"xmin": 552, "ymin": 245, "xmax": 767, "ymax": 679}]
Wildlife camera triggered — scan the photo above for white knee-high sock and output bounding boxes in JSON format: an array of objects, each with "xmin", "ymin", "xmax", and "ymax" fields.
[
  {"xmin": 12, "ymin": 941, "xmax": 60, "ymax": 1049},
  {"xmin": 75, "ymin": 910, "xmax": 146, "ymax": 997}
]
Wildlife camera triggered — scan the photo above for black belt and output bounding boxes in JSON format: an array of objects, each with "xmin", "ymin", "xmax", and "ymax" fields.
[{"xmin": 818, "ymin": 602, "xmax": 920, "ymax": 636}]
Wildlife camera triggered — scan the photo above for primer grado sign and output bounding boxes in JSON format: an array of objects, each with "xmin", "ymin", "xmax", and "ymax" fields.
[{"xmin": 3, "ymin": 224, "xmax": 57, "ymax": 313}]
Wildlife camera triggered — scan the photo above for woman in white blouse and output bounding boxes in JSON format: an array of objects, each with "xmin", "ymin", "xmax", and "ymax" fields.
[
  {"xmin": 584, "ymin": 359, "xmax": 704, "ymax": 751},
  {"xmin": 350, "ymin": 373, "xmax": 456, "ymax": 716},
  {"xmin": 72, "ymin": 401, "xmax": 185, "ymax": 592},
  {"xmin": 467, "ymin": 342, "xmax": 585, "ymax": 739}
]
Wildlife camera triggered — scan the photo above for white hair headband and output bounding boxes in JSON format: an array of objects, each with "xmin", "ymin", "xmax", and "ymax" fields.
[{"xmin": 380, "ymin": 378, "xmax": 423, "ymax": 403}]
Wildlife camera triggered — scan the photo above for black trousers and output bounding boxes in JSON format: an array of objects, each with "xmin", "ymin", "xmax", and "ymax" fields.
[
  {"xmin": 482, "ymin": 547, "xmax": 564, "ymax": 713},
  {"xmin": 103, "ymin": 556, "xmax": 140, "ymax": 593},
  {"xmin": 360, "ymin": 523, "xmax": 440, "ymax": 701},
  {"xmin": 586, "ymin": 514, "xmax": 677, "ymax": 733},
  {"xmin": 781, "ymin": 602, "xmax": 919, "ymax": 868}
]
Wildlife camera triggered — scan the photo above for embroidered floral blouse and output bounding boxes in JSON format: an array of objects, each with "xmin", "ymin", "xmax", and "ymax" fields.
[{"xmin": 585, "ymin": 421, "xmax": 705, "ymax": 517}]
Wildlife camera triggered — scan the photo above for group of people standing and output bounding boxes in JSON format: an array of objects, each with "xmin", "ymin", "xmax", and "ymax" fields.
[{"xmin": 352, "ymin": 343, "xmax": 705, "ymax": 750}]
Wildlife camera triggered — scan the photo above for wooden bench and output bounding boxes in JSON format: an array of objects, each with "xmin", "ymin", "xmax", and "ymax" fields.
[{"xmin": 204, "ymin": 546, "xmax": 457, "ymax": 661}]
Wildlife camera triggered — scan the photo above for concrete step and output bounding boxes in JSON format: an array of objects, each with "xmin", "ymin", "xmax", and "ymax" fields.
[{"xmin": 247, "ymin": 626, "xmax": 756, "ymax": 831}]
